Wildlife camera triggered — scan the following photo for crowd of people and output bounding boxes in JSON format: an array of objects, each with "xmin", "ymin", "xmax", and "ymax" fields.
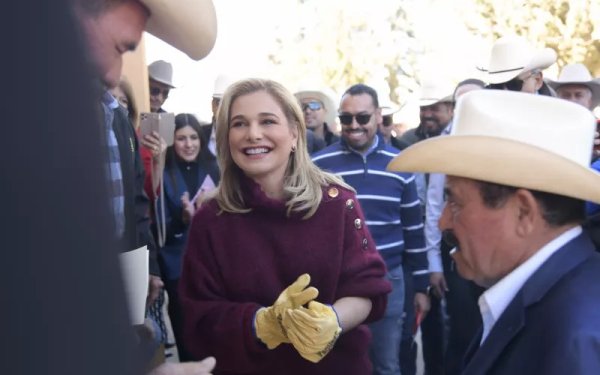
[{"xmin": 13, "ymin": 0, "xmax": 600, "ymax": 374}]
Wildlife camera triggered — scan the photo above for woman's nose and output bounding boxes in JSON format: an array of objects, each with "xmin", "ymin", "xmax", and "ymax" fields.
[{"xmin": 247, "ymin": 122, "xmax": 262, "ymax": 140}]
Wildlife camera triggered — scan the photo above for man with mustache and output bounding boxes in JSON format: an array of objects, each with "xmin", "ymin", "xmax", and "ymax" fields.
[
  {"xmin": 388, "ymin": 90, "xmax": 600, "ymax": 375},
  {"xmin": 313, "ymin": 84, "xmax": 430, "ymax": 375},
  {"xmin": 419, "ymin": 79, "xmax": 485, "ymax": 375}
]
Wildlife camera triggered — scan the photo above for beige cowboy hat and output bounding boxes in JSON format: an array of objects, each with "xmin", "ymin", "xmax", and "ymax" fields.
[
  {"xmin": 294, "ymin": 87, "xmax": 338, "ymax": 127},
  {"xmin": 387, "ymin": 90, "xmax": 600, "ymax": 204},
  {"xmin": 141, "ymin": 0, "xmax": 217, "ymax": 61},
  {"xmin": 481, "ymin": 35, "xmax": 557, "ymax": 84},
  {"xmin": 547, "ymin": 63, "xmax": 600, "ymax": 109},
  {"xmin": 148, "ymin": 60, "xmax": 175, "ymax": 88},
  {"xmin": 418, "ymin": 81, "xmax": 454, "ymax": 107}
]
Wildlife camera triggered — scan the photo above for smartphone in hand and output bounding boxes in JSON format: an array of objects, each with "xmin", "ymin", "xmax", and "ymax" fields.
[{"xmin": 139, "ymin": 112, "xmax": 176, "ymax": 146}]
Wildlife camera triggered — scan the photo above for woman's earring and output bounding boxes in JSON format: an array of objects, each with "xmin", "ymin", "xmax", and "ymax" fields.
[{"xmin": 291, "ymin": 145, "xmax": 297, "ymax": 153}]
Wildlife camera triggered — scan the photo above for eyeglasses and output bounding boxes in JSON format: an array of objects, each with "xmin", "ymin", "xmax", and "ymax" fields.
[
  {"xmin": 486, "ymin": 71, "xmax": 537, "ymax": 92},
  {"xmin": 382, "ymin": 115, "xmax": 393, "ymax": 127},
  {"xmin": 338, "ymin": 113, "xmax": 373, "ymax": 126},
  {"xmin": 301, "ymin": 101, "xmax": 323, "ymax": 111},
  {"xmin": 150, "ymin": 86, "xmax": 170, "ymax": 98}
]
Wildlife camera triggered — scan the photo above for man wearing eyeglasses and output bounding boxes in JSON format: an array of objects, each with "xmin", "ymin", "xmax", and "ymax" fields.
[
  {"xmin": 295, "ymin": 88, "xmax": 340, "ymax": 150},
  {"xmin": 312, "ymin": 84, "xmax": 429, "ymax": 375},
  {"xmin": 482, "ymin": 35, "xmax": 556, "ymax": 96},
  {"xmin": 148, "ymin": 60, "xmax": 175, "ymax": 113}
]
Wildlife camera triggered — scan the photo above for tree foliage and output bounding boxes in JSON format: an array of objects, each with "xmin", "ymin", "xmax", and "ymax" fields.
[
  {"xmin": 267, "ymin": 0, "xmax": 422, "ymax": 105},
  {"xmin": 458, "ymin": 0, "xmax": 600, "ymax": 75}
]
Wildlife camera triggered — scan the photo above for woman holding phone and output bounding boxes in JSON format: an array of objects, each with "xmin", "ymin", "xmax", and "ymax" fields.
[{"xmin": 156, "ymin": 113, "xmax": 219, "ymax": 361}]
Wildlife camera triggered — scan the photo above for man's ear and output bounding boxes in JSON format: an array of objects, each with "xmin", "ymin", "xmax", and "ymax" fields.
[{"xmin": 514, "ymin": 189, "xmax": 539, "ymax": 237}]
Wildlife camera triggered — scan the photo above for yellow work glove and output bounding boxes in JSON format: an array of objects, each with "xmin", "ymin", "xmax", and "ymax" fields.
[
  {"xmin": 282, "ymin": 301, "xmax": 342, "ymax": 363},
  {"xmin": 254, "ymin": 274, "xmax": 319, "ymax": 349}
]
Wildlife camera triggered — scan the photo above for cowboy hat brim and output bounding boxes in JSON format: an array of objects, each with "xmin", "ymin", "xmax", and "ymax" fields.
[
  {"xmin": 141, "ymin": 0, "xmax": 217, "ymax": 61},
  {"xmin": 419, "ymin": 94, "xmax": 454, "ymax": 107},
  {"xmin": 387, "ymin": 135, "xmax": 600, "ymax": 204},
  {"xmin": 148, "ymin": 75, "xmax": 175, "ymax": 89},
  {"xmin": 484, "ymin": 48, "xmax": 557, "ymax": 84}
]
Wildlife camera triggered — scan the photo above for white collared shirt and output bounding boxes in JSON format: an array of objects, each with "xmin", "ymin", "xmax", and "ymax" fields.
[
  {"xmin": 479, "ymin": 226, "xmax": 582, "ymax": 345},
  {"xmin": 425, "ymin": 120, "xmax": 453, "ymax": 272}
]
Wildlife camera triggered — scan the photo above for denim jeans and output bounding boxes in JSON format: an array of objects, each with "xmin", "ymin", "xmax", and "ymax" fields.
[{"xmin": 369, "ymin": 265, "xmax": 405, "ymax": 375}]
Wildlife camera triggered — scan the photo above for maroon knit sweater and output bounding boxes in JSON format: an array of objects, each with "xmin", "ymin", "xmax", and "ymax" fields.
[{"xmin": 179, "ymin": 177, "xmax": 391, "ymax": 374}]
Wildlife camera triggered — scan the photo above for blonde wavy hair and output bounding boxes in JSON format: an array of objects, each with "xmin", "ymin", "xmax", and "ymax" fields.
[{"xmin": 213, "ymin": 78, "xmax": 352, "ymax": 219}]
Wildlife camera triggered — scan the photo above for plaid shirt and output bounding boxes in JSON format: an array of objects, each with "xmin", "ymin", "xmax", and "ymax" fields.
[{"xmin": 101, "ymin": 91, "xmax": 125, "ymax": 238}]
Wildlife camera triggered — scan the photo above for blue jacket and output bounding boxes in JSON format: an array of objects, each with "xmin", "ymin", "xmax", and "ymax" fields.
[
  {"xmin": 461, "ymin": 232, "xmax": 600, "ymax": 375},
  {"xmin": 157, "ymin": 158, "xmax": 219, "ymax": 280},
  {"xmin": 312, "ymin": 135, "xmax": 428, "ymax": 292}
]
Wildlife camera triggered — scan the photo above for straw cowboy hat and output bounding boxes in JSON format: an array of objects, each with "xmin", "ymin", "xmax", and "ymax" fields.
[
  {"xmin": 547, "ymin": 63, "xmax": 600, "ymax": 109},
  {"xmin": 418, "ymin": 81, "xmax": 454, "ymax": 107},
  {"xmin": 481, "ymin": 36, "xmax": 557, "ymax": 84},
  {"xmin": 148, "ymin": 60, "xmax": 175, "ymax": 88},
  {"xmin": 294, "ymin": 87, "xmax": 338, "ymax": 127},
  {"xmin": 387, "ymin": 90, "xmax": 600, "ymax": 204},
  {"xmin": 141, "ymin": 0, "xmax": 217, "ymax": 61}
]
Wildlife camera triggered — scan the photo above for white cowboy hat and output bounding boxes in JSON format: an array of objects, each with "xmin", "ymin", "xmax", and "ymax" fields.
[
  {"xmin": 547, "ymin": 63, "xmax": 600, "ymax": 109},
  {"xmin": 387, "ymin": 90, "xmax": 600, "ymax": 204},
  {"xmin": 381, "ymin": 105, "xmax": 401, "ymax": 117},
  {"xmin": 294, "ymin": 87, "xmax": 337, "ymax": 127},
  {"xmin": 147, "ymin": 60, "xmax": 175, "ymax": 88},
  {"xmin": 212, "ymin": 74, "xmax": 235, "ymax": 99},
  {"xmin": 141, "ymin": 0, "xmax": 217, "ymax": 61},
  {"xmin": 418, "ymin": 81, "xmax": 454, "ymax": 107},
  {"xmin": 481, "ymin": 35, "xmax": 557, "ymax": 84},
  {"xmin": 380, "ymin": 98, "xmax": 406, "ymax": 117}
]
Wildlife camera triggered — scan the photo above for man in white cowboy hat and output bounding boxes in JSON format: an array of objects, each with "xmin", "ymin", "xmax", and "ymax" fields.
[
  {"xmin": 483, "ymin": 35, "xmax": 556, "ymax": 96},
  {"xmin": 198, "ymin": 74, "xmax": 234, "ymax": 159},
  {"xmin": 72, "ymin": 0, "xmax": 217, "ymax": 373},
  {"xmin": 549, "ymin": 64, "xmax": 600, "ymax": 252},
  {"xmin": 397, "ymin": 81, "xmax": 454, "ymax": 150},
  {"xmin": 547, "ymin": 63, "xmax": 600, "ymax": 111},
  {"xmin": 399, "ymin": 79, "xmax": 481, "ymax": 375},
  {"xmin": 418, "ymin": 78, "xmax": 485, "ymax": 375},
  {"xmin": 378, "ymin": 103, "xmax": 402, "ymax": 148},
  {"xmin": 295, "ymin": 87, "xmax": 340, "ymax": 148},
  {"xmin": 148, "ymin": 60, "xmax": 176, "ymax": 113},
  {"xmin": 547, "ymin": 63, "xmax": 600, "ymax": 161},
  {"xmin": 388, "ymin": 90, "xmax": 600, "ymax": 375}
]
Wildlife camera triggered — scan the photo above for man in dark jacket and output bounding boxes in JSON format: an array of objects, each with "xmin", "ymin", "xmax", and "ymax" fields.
[
  {"xmin": 71, "ymin": 0, "xmax": 218, "ymax": 373},
  {"xmin": 397, "ymin": 82, "xmax": 454, "ymax": 150},
  {"xmin": 389, "ymin": 90, "xmax": 600, "ymax": 375}
]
